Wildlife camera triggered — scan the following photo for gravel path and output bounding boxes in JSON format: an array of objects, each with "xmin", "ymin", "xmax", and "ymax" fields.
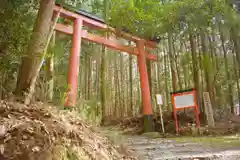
[
  {"xmin": 122, "ymin": 136, "xmax": 240, "ymax": 160},
  {"xmin": 100, "ymin": 128, "xmax": 240, "ymax": 160}
]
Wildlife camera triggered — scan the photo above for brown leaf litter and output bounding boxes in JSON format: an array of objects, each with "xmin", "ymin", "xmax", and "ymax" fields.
[
  {"xmin": 0, "ymin": 100, "xmax": 138, "ymax": 160},
  {"xmin": 110, "ymin": 113, "xmax": 240, "ymax": 136}
]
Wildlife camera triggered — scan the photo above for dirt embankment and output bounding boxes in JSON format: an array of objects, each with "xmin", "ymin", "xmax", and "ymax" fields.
[{"xmin": 0, "ymin": 100, "xmax": 137, "ymax": 160}]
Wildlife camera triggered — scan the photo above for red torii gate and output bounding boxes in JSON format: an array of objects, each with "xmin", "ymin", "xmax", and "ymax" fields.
[{"xmin": 53, "ymin": 4, "xmax": 157, "ymax": 132}]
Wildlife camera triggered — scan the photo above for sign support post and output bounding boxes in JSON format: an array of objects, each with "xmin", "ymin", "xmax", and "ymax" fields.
[{"xmin": 156, "ymin": 94, "xmax": 165, "ymax": 133}]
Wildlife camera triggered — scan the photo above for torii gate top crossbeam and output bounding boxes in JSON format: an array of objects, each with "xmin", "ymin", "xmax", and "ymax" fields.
[
  {"xmin": 53, "ymin": 5, "xmax": 157, "ymax": 61},
  {"xmin": 54, "ymin": 5, "xmax": 156, "ymax": 48}
]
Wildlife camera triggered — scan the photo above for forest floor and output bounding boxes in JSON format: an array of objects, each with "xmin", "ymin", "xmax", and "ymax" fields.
[{"xmin": 100, "ymin": 127, "xmax": 240, "ymax": 160}]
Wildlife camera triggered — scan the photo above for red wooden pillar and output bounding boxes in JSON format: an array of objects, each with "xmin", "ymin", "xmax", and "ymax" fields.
[
  {"xmin": 65, "ymin": 18, "xmax": 82, "ymax": 108},
  {"xmin": 137, "ymin": 40, "xmax": 153, "ymax": 132}
]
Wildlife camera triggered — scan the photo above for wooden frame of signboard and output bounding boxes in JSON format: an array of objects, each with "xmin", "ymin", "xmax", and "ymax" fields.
[{"xmin": 170, "ymin": 88, "xmax": 200, "ymax": 134}]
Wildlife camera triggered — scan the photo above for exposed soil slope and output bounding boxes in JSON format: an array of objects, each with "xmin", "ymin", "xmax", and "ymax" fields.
[{"xmin": 0, "ymin": 100, "xmax": 137, "ymax": 160}]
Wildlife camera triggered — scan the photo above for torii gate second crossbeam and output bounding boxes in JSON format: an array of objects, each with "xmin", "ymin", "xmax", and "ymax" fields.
[{"xmin": 53, "ymin": 4, "xmax": 157, "ymax": 132}]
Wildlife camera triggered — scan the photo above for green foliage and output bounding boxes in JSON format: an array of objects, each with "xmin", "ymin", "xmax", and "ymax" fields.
[
  {"xmin": 108, "ymin": 0, "xmax": 239, "ymax": 37},
  {"xmin": 76, "ymin": 99, "xmax": 102, "ymax": 125},
  {"xmin": 0, "ymin": 0, "xmax": 37, "ymax": 55},
  {"xmin": 0, "ymin": 0, "xmax": 38, "ymax": 95}
]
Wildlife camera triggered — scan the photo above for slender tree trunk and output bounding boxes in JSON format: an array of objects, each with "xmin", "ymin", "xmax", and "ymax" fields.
[
  {"xmin": 172, "ymin": 39, "xmax": 183, "ymax": 90},
  {"xmin": 189, "ymin": 32, "xmax": 202, "ymax": 112},
  {"xmin": 120, "ymin": 53, "xmax": 125, "ymax": 116},
  {"xmin": 84, "ymin": 56, "xmax": 88, "ymax": 99},
  {"xmin": 100, "ymin": 45, "xmax": 107, "ymax": 123},
  {"xmin": 146, "ymin": 59, "xmax": 152, "ymax": 93},
  {"xmin": 129, "ymin": 53, "xmax": 133, "ymax": 116},
  {"xmin": 45, "ymin": 31, "xmax": 55, "ymax": 101},
  {"xmin": 108, "ymin": 59, "xmax": 113, "ymax": 118},
  {"xmin": 219, "ymin": 24, "xmax": 234, "ymax": 112},
  {"xmin": 163, "ymin": 40, "xmax": 170, "ymax": 111},
  {"xmin": 114, "ymin": 58, "xmax": 118, "ymax": 118},
  {"xmin": 100, "ymin": 0, "xmax": 109, "ymax": 123},
  {"xmin": 168, "ymin": 32, "xmax": 177, "ymax": 91},
  {"xmin": 95, "ymin": 59, "xmax": 100, "ymax": 100},
  {"xmin": 231, "ymin": 27, "xmax": 240, "ymax": 69},
  {"xmin": 208, "ymin": 35, "xmax": 220, "ymax": 104},
  {"xmin": 232, "ymin": 47, "xmax": 240, "ymax": 113},
  {"xmin": 87, "ymin": 55, "xmax": 92, "ymax": 100},
  {"xmin": 230, "ymin": 28, "xmax": 240, "ymax": 112},
  {"xmin": 200, "ymin": 32, "xmax": 216, "ymax": 108},
  {"xmin": 117, "ymin": 61, "xmax": 121, "ymax": 118}
]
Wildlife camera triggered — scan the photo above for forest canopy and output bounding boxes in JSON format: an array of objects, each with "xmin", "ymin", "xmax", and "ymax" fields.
[{"xmin": 109, "ymin": 0, "xmax": 240, "ymax": 39}]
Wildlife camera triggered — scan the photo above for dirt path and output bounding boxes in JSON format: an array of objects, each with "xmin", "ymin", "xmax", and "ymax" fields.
[{"xmin": 100, "ymin": 128, "xmax": 240, "ymax": 160}]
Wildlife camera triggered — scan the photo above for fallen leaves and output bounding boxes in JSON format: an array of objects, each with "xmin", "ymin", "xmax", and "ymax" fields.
[{"xmin": 0, "ymin": 100, "xmax": 138, "ymax": 160}]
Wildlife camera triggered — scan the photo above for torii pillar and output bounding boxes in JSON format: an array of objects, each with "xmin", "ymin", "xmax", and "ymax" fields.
[
  {"xmin": 64, "ymin": 18, "xmax": 82, "ymax": 107},
  {"xmin": 137, "ymin": 40, "xmax": 153, "ymax": 132}
]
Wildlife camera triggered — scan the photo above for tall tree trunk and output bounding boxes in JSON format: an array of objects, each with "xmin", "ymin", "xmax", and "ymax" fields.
[
  {"xmin": 108, "ymin": 59, "xmax": 113, "ymax": 118},
  {"xmin": 219, "ymin": 24, "xmax": 234, "ymax": 112},
  {"xmin": 100, "ymin": 46, "xmax": 107, "ymax": 123},
  {"xmin": 168, "ymin": 32, "xmax": 177, "ymax": 91},
  {"xmin": 95, "ymin": 59, "xmax": 100, "ymax": 100},
  {"xmin": 163, "ymin": 41, "xmax": 170, "ymax": 111},
  {"xmin": 129, "ymin": 53, "xmax": 133, "ymax": 116},
  {"xmin": 84, "ymin": 56, "xmax": 88, "ymax": 99},
  {"xmin": 114, "ymin": 58, "xmax": 118, "ymax": 118},
  {"xmin": 146, "ymin": 60, "xmax": 152, "ymax": 94},
  {"xmin": 172, "ymin": 39, "xmax": 183, "ymax": 90},
  {"xmin": 231, "ymin": 27, "xmax": 240, "ymax": 69},
  {"xmin": 117, "ymin": 61, "xmax": 121, "ymax": 118},
  {"xmin": 230, "ymin": 28, "xmax": 240, "ymax": 112},
  {"xmin": 232, "ymin": 46, "xmax": 240, "ymax": 113},
  {"xmin": 87, "ymin": 55, "xmax": 92, "ymax": 100},
  {"xmin": 120, "ymin": 53, "xmax": 125, "ymax": 116},
  {"xmin": 45, "ymin": 31, "xmax": 55, "ymax": 101},
  {"xmin": 196, "ymin": 34, "xmax": 205, "ymax": 101},
  {"xmin": 200, "ymin": 32, "xmax": 216, "ymax": 109},
  {"xmin": 101, "ymin": 0, "xmax": 109, "ymax": 123},
  {"xmin": 200, "ymin": 32, "xmax": 216, "ymax": 126},
  {"xmin": 189, "ymin": 33, "xmax": 202, "ymax": 112},
  {"xmin": 15, "ymin": 0, "xmax": 56, "ymax": 103}
]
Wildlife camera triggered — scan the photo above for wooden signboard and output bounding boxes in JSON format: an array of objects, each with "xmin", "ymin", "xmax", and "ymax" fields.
[{"xmin": 171, "ymin": 88, "xmax": 200, "ymax": 133}]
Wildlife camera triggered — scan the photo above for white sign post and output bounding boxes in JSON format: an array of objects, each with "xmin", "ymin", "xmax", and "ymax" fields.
[{"xmin": 156, "ymin": 94, "xmax": 165, "ymax": 133}]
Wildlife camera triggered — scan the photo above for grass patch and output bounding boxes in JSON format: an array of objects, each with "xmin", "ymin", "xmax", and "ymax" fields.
[{"xmin": 169, "ymin": 135, "xmax": 240, "ymax": 148}]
